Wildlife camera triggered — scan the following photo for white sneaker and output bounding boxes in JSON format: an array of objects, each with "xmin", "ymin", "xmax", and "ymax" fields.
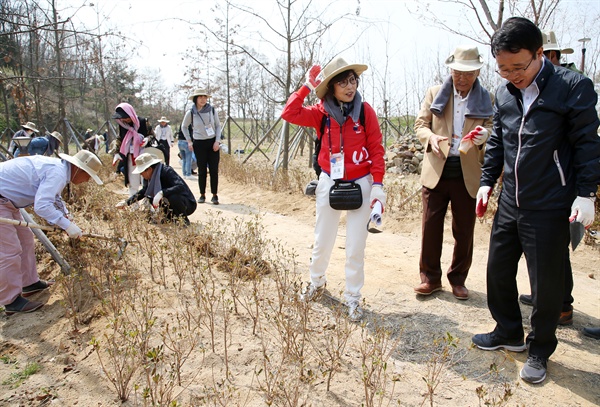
[
  {"xmin": 300, "ymin": 282, "xmax": 325, "ymax": 302},
  {"xmin": 347, "ymin": 300, "xmax": 363, "ymax": 322}
]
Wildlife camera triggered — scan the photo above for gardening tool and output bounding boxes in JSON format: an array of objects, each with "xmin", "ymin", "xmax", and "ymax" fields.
[
  {"xmin": 570, "ymin": 221, "xmax": 585, "ymax": 251},
  {"xmin": 0, "ymin": 216, "xmax": 129, "ymax": 259}
]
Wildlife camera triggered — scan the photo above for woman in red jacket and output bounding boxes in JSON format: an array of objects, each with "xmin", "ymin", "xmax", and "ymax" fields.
[{"xmin": 281, "ymin": 57, "xmax": 386, "ymax": 321}]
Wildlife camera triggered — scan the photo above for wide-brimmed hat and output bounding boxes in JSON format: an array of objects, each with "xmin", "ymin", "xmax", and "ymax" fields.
[
  {"xmin": 157, "ymin": 116, "xmax": 170, "ymax": 123},
  {"xmin": 542, "ymin": 31, "xmax": 574, "ymax": 54},
  {"xmin": 314, "ymin": 57, "xmax": 368, "ymax": 99},
  {"xmin": 132, "ymin": 152, "xmax": 163, "ymax": 174},
  {"xmin": 188, "ymin": 89, "xmax": 211, "ymax": 100},
  {"xmin": 59, "ymin": 150, "xmax": 103, "ymax": 185},
  {"xmin": 50, "ymin": 131, "xmax": 63, "ymax": 144},
  {"xmin": 143, "ymin": 147, "xmax": 165, "ymax": 163},
  {"xmin": 21, "ymin": 122, "xmax": 40, "ymax": 133},
  {"xmin": 445, "ymin": 46, "xmax": 484, "ymax": 71}
]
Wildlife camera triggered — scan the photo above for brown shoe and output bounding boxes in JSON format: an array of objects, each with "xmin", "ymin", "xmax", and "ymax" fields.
[
  {"xmin": 4, "ymin": 296, "xmax": 44, "ymax": 316},
  {"xmin": 414, "ymin": 282, "xmax": 442, "ymax": 296},
  {"xmin": 558, "ymin": 310, "xmax": 573, "ymax": 326},
  {"xmin": 451, "ymin": 285, "xmax": 469, "ymax": 300}
]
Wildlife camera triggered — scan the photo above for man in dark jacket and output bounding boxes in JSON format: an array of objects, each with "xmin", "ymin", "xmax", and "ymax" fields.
[
  {"xmin": 471, "ymin": 17, "xmax": 600, "ymax": 385},
  {"xmin": 116, "ymin": 152, "xmax": 196, "ymax": 225}
]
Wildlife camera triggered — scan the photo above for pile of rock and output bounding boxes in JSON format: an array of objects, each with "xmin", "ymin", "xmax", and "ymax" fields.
[{"xmin": 385, "ymin": 135, "xmax": 424, "ymax": 175}]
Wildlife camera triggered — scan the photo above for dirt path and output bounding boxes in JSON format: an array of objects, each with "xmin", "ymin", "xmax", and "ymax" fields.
[{"xmin": 1, "ymin": 152, "xmax": 598, "ymax": 406}]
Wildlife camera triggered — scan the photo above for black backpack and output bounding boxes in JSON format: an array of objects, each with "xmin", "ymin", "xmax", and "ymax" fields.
[{"xmin": 313, "ymin": 103, "xmax": 365, "ymax": 176}]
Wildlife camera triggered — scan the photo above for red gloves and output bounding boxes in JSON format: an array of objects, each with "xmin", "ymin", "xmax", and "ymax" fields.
[
  {"xmin": 476, "ymin": 186, "xmax": 493, "ymax": 217},
  {"xmin": 459, "ymin": 126, "xmax": 489, "ymax": 154},
  {"xmin": 305, "ymin": 65, "xmax": 322, "ymax": 91}
]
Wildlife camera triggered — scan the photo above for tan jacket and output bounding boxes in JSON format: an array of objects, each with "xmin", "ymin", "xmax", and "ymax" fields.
[{"xmin": 415, "ymin": 85, "xmax": 493, "ymax": 198}]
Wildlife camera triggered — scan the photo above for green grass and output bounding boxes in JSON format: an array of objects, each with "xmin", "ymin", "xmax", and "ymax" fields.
[{"xmin": 2, "ymin": 362, "xmax": 41, "ymax": 387}]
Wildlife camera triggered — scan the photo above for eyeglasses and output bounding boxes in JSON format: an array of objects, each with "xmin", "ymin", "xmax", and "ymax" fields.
[
  {"xmin": 451, "ymin": 70, "xmax": 477, "ymax": 79},
  {"xmin": 336, "ymin": 75, "xmax": 358, "ymax": 88},
  {"xmin": 495, "ymin": 56, "xmax": 535, "ymax": 78}
]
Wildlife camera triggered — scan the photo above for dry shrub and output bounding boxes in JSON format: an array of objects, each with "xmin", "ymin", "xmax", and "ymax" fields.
[{"xmin": 218, "ymin": 247, "xmax": 273, "ymax": 279}]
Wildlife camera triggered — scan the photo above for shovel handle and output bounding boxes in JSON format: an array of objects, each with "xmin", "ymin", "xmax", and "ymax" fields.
[{"xmin": 0, "ymin": 216, "xmax": 57, "ymax": 232}]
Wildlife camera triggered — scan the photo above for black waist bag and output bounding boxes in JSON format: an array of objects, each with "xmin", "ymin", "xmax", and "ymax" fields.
[{"xmin": 329, "ymin": 180, "xmax": 363, "ymax": 210}]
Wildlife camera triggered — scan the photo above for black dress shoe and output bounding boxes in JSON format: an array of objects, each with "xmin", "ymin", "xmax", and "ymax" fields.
[
  {"xmin": 519, "ymin": 294, "xmax": 533, "ymax": 306},
  {"xmin": 583, "ymin": 327, "xmax": 600, "ymax": 340}
]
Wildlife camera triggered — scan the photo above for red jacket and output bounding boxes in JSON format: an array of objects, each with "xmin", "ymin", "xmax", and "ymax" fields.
[{"xmin": 281, "ymin": 86, "xmax": 385, "ymax": 184}]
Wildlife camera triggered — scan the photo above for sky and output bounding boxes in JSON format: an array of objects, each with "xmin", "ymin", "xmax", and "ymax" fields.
[{"xmin": 63, "ymin": 0, "xmax": 599, "ymax": 108}]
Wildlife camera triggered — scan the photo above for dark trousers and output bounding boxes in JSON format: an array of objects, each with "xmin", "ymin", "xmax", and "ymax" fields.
[
  {"xmin": 562, "ymin": 251, "xmax": 574, "ymax": 312},
  {"xmin": 162, "ymin": 195, "xmax": 196, "ymax": 222},
  {"xmin": 420, "ymin": 177, "xmax": 476, "ymax": 286},
  {"xmin": 192, "ymin": 138, "xmax": 220, "ymax": 196},
  {"xmin": 158, "ymin": 139, "xmax": 171, "ymax": 166},
  {"xmin": 487, "ymin": 198, "xmax": 569, "ymax": 359}
]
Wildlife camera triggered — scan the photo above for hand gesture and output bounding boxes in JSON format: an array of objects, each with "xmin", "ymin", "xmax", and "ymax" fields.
[{"xmin": 305, "ymin": 65, "xmax": 322, "ymax": 91}]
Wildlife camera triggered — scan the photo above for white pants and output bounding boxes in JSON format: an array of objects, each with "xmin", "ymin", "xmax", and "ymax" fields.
[
  {"xmin": 127, "ymin": 154, "xmax": 141, "ymax": 197},
  {"xmin": 310, "ymin": 172, "xmax": 372, "ymax": 303}
]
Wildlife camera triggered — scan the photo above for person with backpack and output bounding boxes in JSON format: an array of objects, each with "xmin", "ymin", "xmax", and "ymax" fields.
[
  {"xmin": 281, "ymin": 57, "xmax": 386, "ymax": 321},
  {"xmin": 413, "ymin": 46, "xmax": 493, "ymax": 300},
  {"xmin": 181, "ymin": 89, "xmax": 222, "ymax": 205}
]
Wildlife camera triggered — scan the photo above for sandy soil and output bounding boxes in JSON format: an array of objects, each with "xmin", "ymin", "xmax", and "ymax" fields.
[{"xmin": 0, "ymin": 150, "xmax": 598, "ymax": 406}]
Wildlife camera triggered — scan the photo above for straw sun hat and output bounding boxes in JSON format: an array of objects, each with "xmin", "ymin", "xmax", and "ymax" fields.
[
  {"xmin": 188, "ymin": 89, "xmax": 212, "ymax": 100},
  {"xmin": 21, "ymin": 122, "xmax": 40, "ymax": 133},
  {"xmin": 59, "ymin": 150, "xmax": 103, "ymax": 185},
  {"xmin": 314, "ymin": 57, "xmax": 368, "ymax": 99},
  {"xmin": 50, "ymin": 131, "xmax": 63, "ymax": 144},
  {"xmin": 157, "ymin": 116, "xmax": 170, "ymax": 123}
]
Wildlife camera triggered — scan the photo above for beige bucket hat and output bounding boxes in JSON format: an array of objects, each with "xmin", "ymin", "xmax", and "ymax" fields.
[
  {"xmin": 50, "ymin": 131, "xmax": 63, "ymax": 144},
  {"xmin": 132, "ymin": 152, "xmax": 163, "ymax": 174},
  {"xmin": 142, "ymin": 147, "xmax": 165, "ymax": 163},
  {"xmin": 59, "ymin": 150, "xmax": 103, "ymax": 184},
  {"xmin": 542, "ymin": 31, "xmax": 574, "ymax": 54},
  {"xmin": 157, "ymin": 116, "xmax": 170, "ymax": 123},
  {"xmin": 22, "ymin": 122, "xmax": 40, "ymax": 133},
  {"xmin": 188, "ymin": 89, "xmax": 212, "ymax": 100},
  {"xmin": 445, "ymin": 46, "xmax": 484, "ymax": 71},
  {"xmin": 314, "ymin": 57, "xmax": 368, "ymax": 99}
]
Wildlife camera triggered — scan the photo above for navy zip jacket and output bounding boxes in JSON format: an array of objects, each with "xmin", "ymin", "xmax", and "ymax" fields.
[{"xmin": 481, "ymin": 59, "xmax": 600, "ymax": 210}]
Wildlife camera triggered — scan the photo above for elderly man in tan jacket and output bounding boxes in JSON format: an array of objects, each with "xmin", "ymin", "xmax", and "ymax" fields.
[{"xmin": 414, "ymin": 46, "xmax": 493, "ymax": 300}]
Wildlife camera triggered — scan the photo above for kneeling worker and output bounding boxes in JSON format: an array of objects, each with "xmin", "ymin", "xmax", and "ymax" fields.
[
  {"xmin": 0, "ymin": 150, "xmax": 104, "ymax": 315},
  {"xmin": 117, "ymin": 152, "xmax": 196, "ymax": 225}
]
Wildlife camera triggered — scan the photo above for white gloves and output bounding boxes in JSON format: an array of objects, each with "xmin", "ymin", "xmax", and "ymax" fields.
[
  {"xmin": 65, "ymin": 222, "xmax": 83, "ymax": 239},
  {"xmin": 471, "ymin": 126, "xmax": 489, "ymax": 146},
  {"xmin": 115, "ymin": 200, "xmax": 128, "ymax": 209},
  {"xmin": 476, "ymin": 186, "xmax": 492, "ymax": 217},
  {"xmin": 570, "ymin": 196, "xmax": 595, "ymax": 227},
  {"xmin": 152, "ymin": 191, "xmax": 163, "ymax": 208},
  {"xmin": 305, "ymin": 65, "xmax": 322, "ymax": 91},
  {"xmin": 370, "ymin": 184, "xmax": 386, "ymax": 211},
  {"xmin": 112, "ymin": 154, "xmax": 122, "ymax": 166}
]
